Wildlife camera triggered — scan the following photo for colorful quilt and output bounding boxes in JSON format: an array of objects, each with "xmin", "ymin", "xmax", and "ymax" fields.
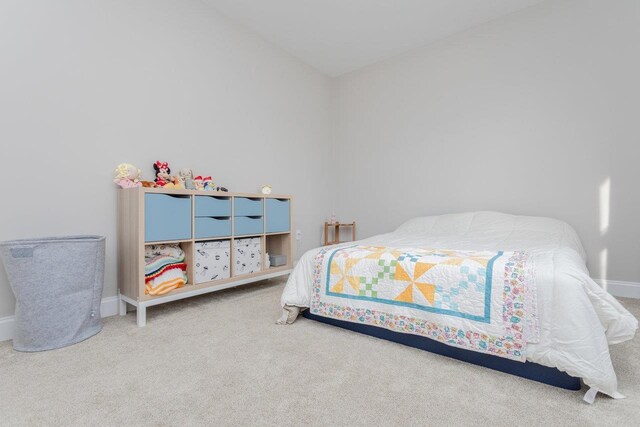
[{"xmin": 310, "ymin": 245, "xmax": 538, "ymax": 361}]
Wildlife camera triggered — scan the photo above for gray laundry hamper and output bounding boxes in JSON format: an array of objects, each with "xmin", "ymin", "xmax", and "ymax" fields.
[{"xmin": 0, "ymin": 235, "xmax": 106, "ymax": 351}]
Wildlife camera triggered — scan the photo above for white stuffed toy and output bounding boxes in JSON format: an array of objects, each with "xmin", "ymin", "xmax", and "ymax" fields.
[{"xmin": 114, "ymin": 163, "xmax": 142, "ymax": 188}]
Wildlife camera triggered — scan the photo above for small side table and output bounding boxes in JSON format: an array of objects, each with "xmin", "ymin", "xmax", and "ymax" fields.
[{"xmin": 324, "ymin": 222, "xmax": 356, "ymax": 246}]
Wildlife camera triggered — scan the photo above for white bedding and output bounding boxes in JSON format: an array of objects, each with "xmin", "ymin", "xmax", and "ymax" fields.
[{"xmin": 281, "ymin": 212, "xmax": 638, "ymax": 398}]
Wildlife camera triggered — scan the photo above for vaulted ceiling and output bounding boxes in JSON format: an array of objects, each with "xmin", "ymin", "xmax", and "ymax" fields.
[{"xmin": 203, "ymin": 0, "xmax": 546, "ymax": 76}]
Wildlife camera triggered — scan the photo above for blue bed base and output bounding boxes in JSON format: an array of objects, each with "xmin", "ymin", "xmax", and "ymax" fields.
[{"xmin": 302, "ymin": 310, "xmax": 582, "ymax": 391}]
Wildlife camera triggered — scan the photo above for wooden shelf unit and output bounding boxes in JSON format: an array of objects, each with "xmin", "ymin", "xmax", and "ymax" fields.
[
  {"xmin": 117, "ymin": 187, "xmax": 293, "ymax": 326},
  {"xmin": 324, "ymin": 222, "xmax": 356, "ymax": 246}
]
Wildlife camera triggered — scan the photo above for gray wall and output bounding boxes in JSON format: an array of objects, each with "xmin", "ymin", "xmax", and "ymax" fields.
[
  {"xmin": 334, "ymin": 0, "xmax": 640, "ymax": 282},
  {"xmin": 1, "ymin": 0, "xmax": 638, "ymax": 321},
  {"xmin": 0, "ymin": 0, "xmax": 333, "ymax": 317}
]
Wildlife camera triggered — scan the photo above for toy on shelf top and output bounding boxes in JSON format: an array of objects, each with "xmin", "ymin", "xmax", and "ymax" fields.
[
  {"xmin": 163, "ymin": 175, "xmax": 184, "ymax": 190},
  {"xmin": 114, "ymin": 163, "xmax": 142, "ymax": 188},
  {"xmin": 190, "ymin": 175, "xmax": 217, "ymax": 191},
  {"xmin": 153, "ymin": 161, "xmax": 171, "ymax": 186},
  {"xmin": 193, "ymin": 175, "xmax": 204, "ymax": 191},
  {"xmin": 203, "ymin": 176, "xmax": 215, "ymax": 191},
  {"xmin": 152, "ymin": 161, "xmax": 188, "ymax": 189},
  {"xmin": 179, "ymin": 169, "xmax": 195, "ymax": 190},
  {"xmin": 113, "ymin": 161, "xmax": 225, "ymax": 191}
]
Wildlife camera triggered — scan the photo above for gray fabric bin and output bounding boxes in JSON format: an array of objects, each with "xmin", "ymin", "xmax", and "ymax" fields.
[{"xmin": 0, "ymin": 235, "xmax": 105, "ymax": 352}]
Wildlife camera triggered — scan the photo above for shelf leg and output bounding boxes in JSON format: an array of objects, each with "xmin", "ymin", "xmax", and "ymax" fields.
[
  {"xmin": 118, "ymin": 294, "xmax": 127, "ymax": 316},
  {"xmin": 136, "ymin": 304, "xmax": 147, "ymax": 327}
]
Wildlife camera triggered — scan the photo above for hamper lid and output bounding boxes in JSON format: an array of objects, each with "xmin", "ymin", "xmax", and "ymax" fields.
[{"xmin": 0, "ymin": 235, "xmax": 105, "ymax": 247}]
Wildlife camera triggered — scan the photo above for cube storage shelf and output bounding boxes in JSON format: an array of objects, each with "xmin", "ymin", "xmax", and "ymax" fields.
[{"xmin": 117, "ymin": 187, "xmax": 293, "ymax": 326}]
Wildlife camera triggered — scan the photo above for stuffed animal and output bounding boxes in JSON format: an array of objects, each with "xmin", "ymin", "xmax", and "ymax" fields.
[
  {"xmin": 114, "ymin": 163, "xmax": 142, "ymax": 188},
  {"xmin": 174, "ymin": 176, "xmax": 185, "ymax": 189},
  {"xmin": 153, "ymin": 161, "xmax": 171, "ymax": 186},
  {"xmin": 163, "ymin": 176, "xmax": 185, "ymax": 190},
  {"xmin": 193, "ymin": 175, "xmax": 205, "ymax": 191},
  {"xmin": 179, "ymin": 169, "xmax": 195, "ymax": 190},
  {"xmin": 203, "ymin": 176, "xmax": 215, "ymax": 191},
  {"xmin": 140, "ymin": 181, "xmax": 157, "ymax": 188}
]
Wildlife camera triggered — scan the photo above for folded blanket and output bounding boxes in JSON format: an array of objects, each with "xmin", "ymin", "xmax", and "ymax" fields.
[
  {"xmin": 145, "ymin": 268, "xmax": 188, "ymax": 296},
  {"xmin": 144, "ymin": 254, "xmax": 186, "ymax": 277},
  {"xmin": 144, "ymin": 244, "xmax": 188, "ymax": 295},
  {"xmin": 145, "ymin": 262, "xmax": 187, "ymax": 284},
  {"xmin": 145, "ymin": 244, "xmax": 185, "ymax": 260}
]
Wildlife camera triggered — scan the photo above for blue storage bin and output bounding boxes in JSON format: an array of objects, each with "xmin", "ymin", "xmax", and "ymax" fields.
[
  {"xmin": 266, "ymin": 198, "xmax": 290, "ymax": 233},
  {"xmin": 195, "ymin": 196, "xmax": 231, "ymax": 217},
  {"xmin": 195, "ymin": 217, "xmax": 232, "ymax": 239},
  {"xmin": 234, "ymin": 197, "xmax": 263, "ymax": 217},
  {"xmin": 145, "ymin": 194, "xmax": 192, "ymax": 242},
  {"xmin": 234, "ymin": 216, "xmax": 263, "ymax": 236}
]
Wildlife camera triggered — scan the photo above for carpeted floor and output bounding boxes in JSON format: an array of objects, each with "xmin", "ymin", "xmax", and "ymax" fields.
[{"xmin": 0, "ymin": 278, "xmax": 638, "ymax": 426}]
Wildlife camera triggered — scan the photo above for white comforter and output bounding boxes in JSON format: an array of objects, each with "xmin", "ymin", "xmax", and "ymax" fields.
[{"xmin": 281, "ymin": 212, "xmax": 638, "ymax": 398}]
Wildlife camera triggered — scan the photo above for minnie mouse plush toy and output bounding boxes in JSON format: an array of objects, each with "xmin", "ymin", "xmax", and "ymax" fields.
[{"xmin": 153, "ymin": 161, "xmax": 171, "ymax": 186}]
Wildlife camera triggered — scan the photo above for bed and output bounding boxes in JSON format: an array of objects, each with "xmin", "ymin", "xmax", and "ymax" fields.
[{"xmin": 280, "ymin": 211, "xmax": 638, "ymax": 401}]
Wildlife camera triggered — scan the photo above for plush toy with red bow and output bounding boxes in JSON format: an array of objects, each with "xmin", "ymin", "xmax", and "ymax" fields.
[
  {"xmin": 202, "ymin": 176, "xmax": 215, "ymax": 191},
  {"xmin": 193, "ymin": 175, "xmax": 205, "ymax": 191},
  {"xmin": 153, "ymin": 161, "xmax": 171, "ymax": 186}
]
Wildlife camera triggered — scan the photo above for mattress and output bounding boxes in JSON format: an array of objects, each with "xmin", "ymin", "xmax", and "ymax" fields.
[{"xmin": 280, "ymin": 211, "xmax": 638, "ymax": 399}]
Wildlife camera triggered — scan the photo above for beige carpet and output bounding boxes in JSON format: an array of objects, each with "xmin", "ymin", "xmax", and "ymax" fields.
[{"xmin": 0, "ymin": 278, "xmax": 638, "ymax": 426}]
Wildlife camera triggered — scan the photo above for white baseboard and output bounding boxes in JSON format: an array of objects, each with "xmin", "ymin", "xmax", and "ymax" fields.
[
  {"xmin": 0, "ymin": 317, "xmax": 15, "ymax": 342},
  {"xmin": 100, "ymin": 296, "xmax": 119, "ymax": 317},
  {"xmin": 593, "ymin": 279, "xmax": 640, "ymax": 299},
  {"xmin": 0, "ymin": 296, "xmax": 119, "ymax": 342}
]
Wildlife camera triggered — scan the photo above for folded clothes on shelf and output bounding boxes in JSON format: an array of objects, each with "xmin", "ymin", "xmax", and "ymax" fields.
[
  {"xmin": 144, "ymin": 244, "xmax": 188, "ymax": 296},
  {"xmin": 145, "ymin": 244, "xmax": 185, "ymax": 259}
]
